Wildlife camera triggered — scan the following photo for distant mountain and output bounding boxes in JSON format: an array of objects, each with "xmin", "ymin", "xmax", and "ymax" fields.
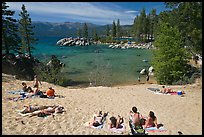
[{"xmin": 32, "ymin": 21, "xmax": 132, "ymax": 37}]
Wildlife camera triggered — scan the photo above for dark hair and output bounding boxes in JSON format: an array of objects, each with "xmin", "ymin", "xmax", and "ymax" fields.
[
  {"xmin": 99, "ymin": 111, "xmax": 102, "ymax": 116},
  {"xmin": 110, "ymin": 116, "xmax": 117, "ymax": 127},
  {"xmin": 149, "ymin": 111, "xmax": 156, "ymax": 121},
  {"xmin": 93, "ymin": 121, "xmax": 100, "ymax": 127},
  {"xmin": 162, "ymin": 86, "xmax": 165, "ymax": 88},
  {"xmin": 22, "ymin": 82, "xmax": 26, "ymax": 85},
  {"xmin": 132, "ymin": 106, "xmax": 137, "ymax": 113}
]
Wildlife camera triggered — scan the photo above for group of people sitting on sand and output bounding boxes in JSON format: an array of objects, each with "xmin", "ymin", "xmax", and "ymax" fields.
[
  {"xmin": 129, "ymin": 106, "xmax": 158, "ymax": 128},
  {"xmin": 17, "ymin": 75, "xmax": 66, "ymax": 118},
  {"xmin": 128, "ymin": 106, "xmax": 162, "ymax": 135},
  {"xmin": 21, "ymin": 75, "xmax": 56, "ymax": 98},
  {"xmin": 86, "ymin": 106, "xmax": 160, "ymax": 134}
]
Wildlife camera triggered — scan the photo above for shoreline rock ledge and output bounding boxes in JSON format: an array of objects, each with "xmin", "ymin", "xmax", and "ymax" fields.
[{"xmin": 56, "ymin": 37, "xmax": 94, "ymax": 46}]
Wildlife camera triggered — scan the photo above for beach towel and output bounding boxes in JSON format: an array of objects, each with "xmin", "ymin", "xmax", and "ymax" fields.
[
  {"xmin": 144, "ymin": 126, "xmax": 167, "ymax": 132},
  {"xmin": 7, "ymin": 90, "xmax": 25, "ymax": 95},
  {"xmin": 84, "ymin": 114, "xmax": 107, "ymax": 129},
  {"xmin": 108, "ymin": 123, "xmax": 126, "ymax": 134},
  {"xmin": 6, "ymin": 93, "xmax": 35, "ymax": 102},
  {"xmin": 147, "ymin": 88, "xmax": 160, "ymax": 92},
  {"xmin": 154, "ymin": 91, "xmax": 181, "ymax": 95},
  {"xmin": 17, "ymin": 110, "xmax": 42, "ymax": 117}
]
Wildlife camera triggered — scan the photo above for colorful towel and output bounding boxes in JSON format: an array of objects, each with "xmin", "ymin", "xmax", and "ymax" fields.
[
  {"xmin": 6, "ymin": 93, "xmax": 35, "ymax": 102},
  {"xmin": 145, "ymin": 126, "xmax": 167, "ymax": 132},
  {"xmin": 7, "ymin": 90, "xmax": 24, "ymax": 95},
  {"xmin": 154, "ymin": 91, "xmax": 179, "ymax": 95}
]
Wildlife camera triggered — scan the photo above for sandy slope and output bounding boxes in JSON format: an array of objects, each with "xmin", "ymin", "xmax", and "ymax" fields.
[{"xmin": 2, "ymin": 73, "xmax": 202, "ymax": 135}]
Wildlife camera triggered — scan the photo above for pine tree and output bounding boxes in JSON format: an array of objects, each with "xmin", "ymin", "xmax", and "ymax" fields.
[
  {"xmin": 83, "ymin": 23, "xmax": 88, "ymax": 38},
  {"xmin": 145, "ymin": 14, "xmax": 150, "ymax": 42},
  {"xmin": 112, "ymin": 21, "xmax": 116, "ymax": 38},
  {"xmin": 2, "ymin": 2, "xmax": 20, "ymax": 55},
  {"xmin": 19, "ymin": 4, "xmax": 37, "ymax": 57},
  {"xmin": 106, "ymin": 25, "xmax": 110, "ymax": 36},
  {"xmin": 140, "ymin": 8, "xmax": 147, "ymax": 42},
  {"xmin": 164, "ymin": 2, "xmax": 202, "ymax": 55},
  {"xmin": 151, "ymin": 22, "xmax": 190, "ymax": 85},
  {"xmin": 116, "ymin": 19, "xmax": 121, "ymax": 38},
  {"xmin": 76, "ymin": 27, "xmax": 81, "ymax": 38},
  {"xmin": 149, "ymin": 9, "xmax": 157, "ymax": 41},
  {"xmin": 93, "ymin": 28, "xmax": 99, "ymax": 41}
]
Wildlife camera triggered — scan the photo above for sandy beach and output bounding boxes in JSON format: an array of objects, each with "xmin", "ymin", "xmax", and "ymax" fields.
[{"xmin": 2, "ymin": 73, "xmax": 202, "ymax": 135}]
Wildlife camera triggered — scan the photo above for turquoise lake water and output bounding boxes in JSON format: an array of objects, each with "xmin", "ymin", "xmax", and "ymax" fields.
[{"xmin": 33, "ymin": 37, "xmax": 153, "ymax": 86}]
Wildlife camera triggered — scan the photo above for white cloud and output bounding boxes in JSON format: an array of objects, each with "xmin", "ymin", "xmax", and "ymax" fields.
[
  {"xmin": 7, "ymin": 2, "xmax": 138, "ymax": 25},
  {"xmin": 125, "ymin": 10, "xmax": 139, "ymax": 14}
]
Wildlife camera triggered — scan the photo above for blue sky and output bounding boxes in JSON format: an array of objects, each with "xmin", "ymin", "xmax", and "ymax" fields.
[{"xmin": 7, "ymin": 2, "xmax": 167, "ymax": 25}]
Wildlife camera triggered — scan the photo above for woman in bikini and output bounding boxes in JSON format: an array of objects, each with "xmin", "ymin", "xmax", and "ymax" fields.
[
  {"xmin": 109, "ymin": 115, "xmax": 124, "ymax": 129},
  {"xmin": 20, "ymin": 105, "xmax": 57, "ymax": 114},
  {"xmin": 144, "ymin": 111, "xmax": 158, "ymax": 128},
  {"xmin": 29, "ymin": 105, "xmax": 65, "ymax": 117},
  {"xmin": 34, "ymin": 75, "xmax": 42, "ymax": 90},
  {"xmin": 129, "ymin": 106, "xmax": 143, "ymax": 127},
  {"xmin": 88, "ymin": 111, "xmax": 108, "ymax": 127}
]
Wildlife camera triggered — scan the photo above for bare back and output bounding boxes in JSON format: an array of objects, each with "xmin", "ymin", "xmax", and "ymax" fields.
[{"xmin": 132, "ymin": 113, "xmax": 140, "ymax": 126}]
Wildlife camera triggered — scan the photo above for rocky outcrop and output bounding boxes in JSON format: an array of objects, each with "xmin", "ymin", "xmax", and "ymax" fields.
[
  {"xmin": 2, "ymin": 53, "xmax": 40, "ymax": 80},
  {"xmin": 108, "ymin": 42, "xmax": 154, "ymax": 49},
  {"xmin": 56, "ymin": 37, "xmax": 94, "ymax": 46}
]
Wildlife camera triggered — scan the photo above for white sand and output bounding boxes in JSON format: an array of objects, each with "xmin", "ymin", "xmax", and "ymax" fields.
[{"xmin": 2, "ymin": 73, "xmax": 202, "ymax": 135}]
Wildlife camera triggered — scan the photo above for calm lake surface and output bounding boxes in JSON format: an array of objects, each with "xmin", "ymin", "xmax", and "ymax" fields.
[{"xmin": 33, "ymin": 37, "xmax": 153, "ymax": 86}]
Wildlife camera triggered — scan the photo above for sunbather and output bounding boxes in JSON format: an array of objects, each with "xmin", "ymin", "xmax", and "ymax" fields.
[
  {"xmin": 22, "ymin": 82, "xmax": 33, "ymax": 93},
  {"xmin": 129, "ymin": 106, "xmax": 143, "ymax": 127},
  {"xmin": 161, "ymin": 86, "xmax": 173, "ymax": 94},
  {"xmin": 29, "ymin": 105, "xmax": 65, "ymax": 117},
  {"xmin": 20, "ymin": 105, "xmax": 57, "ymax": 114},
  {"xmin": 144, "ymin": 111, "xmax": 158, "ymax": 128},
  {"xmin": 108, "ymin": 115, "xmax": 124, "ymax": 129},
  {"xmin": 88, "ymin": 111, "xmax": 108, "ymax": 127}
]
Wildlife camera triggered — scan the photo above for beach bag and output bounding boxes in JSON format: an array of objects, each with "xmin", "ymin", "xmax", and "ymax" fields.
[{"xmin": 134, "ymin": 125, "xmax": 146, "ymax": 135}]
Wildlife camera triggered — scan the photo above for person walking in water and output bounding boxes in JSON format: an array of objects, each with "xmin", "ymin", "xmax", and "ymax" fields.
[
  {"xmin": 146, "ymin": 74, "xmax": 149, "ymax": 82},
  {"xmin": 138, "ymin": 75, "xmax": 140, "ymax": 83}
]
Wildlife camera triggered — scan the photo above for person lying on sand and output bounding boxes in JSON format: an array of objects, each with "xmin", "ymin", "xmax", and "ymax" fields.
[
  {"xmin": 29, "ymin": 105, "xmax": 65, "ymax": 117},
  {"xmin": 20, "ymin": 105, "xmax": 58, "ymax": 114},
  {"xmin": 108, "ymin": 115, "xmax": 124, "ymax": 129},
  {"xmin": 88, "ymin": 111, "xmax": 108, "ymax": 127},
  {"xmin": 160, "ymin": 86, "xmax": 174, "ymax": 94}
]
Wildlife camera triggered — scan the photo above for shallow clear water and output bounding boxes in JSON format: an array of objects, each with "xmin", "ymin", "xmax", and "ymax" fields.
[{"xmin": 33, "ymin": 37, "xmax": 153, "ymax": 86}]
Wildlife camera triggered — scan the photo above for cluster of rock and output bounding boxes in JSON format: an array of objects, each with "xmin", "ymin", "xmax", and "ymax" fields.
[
  {"xmin": 108, "ymin": 42, "xmax": 154, "ymax": 49},
  {"xmin": 56, "ymin": 37, "xmax": 94, "ymax": 46},
  {"xmin": 2, "ymin": 53, "xmax": 40, "ymax": 80}
]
